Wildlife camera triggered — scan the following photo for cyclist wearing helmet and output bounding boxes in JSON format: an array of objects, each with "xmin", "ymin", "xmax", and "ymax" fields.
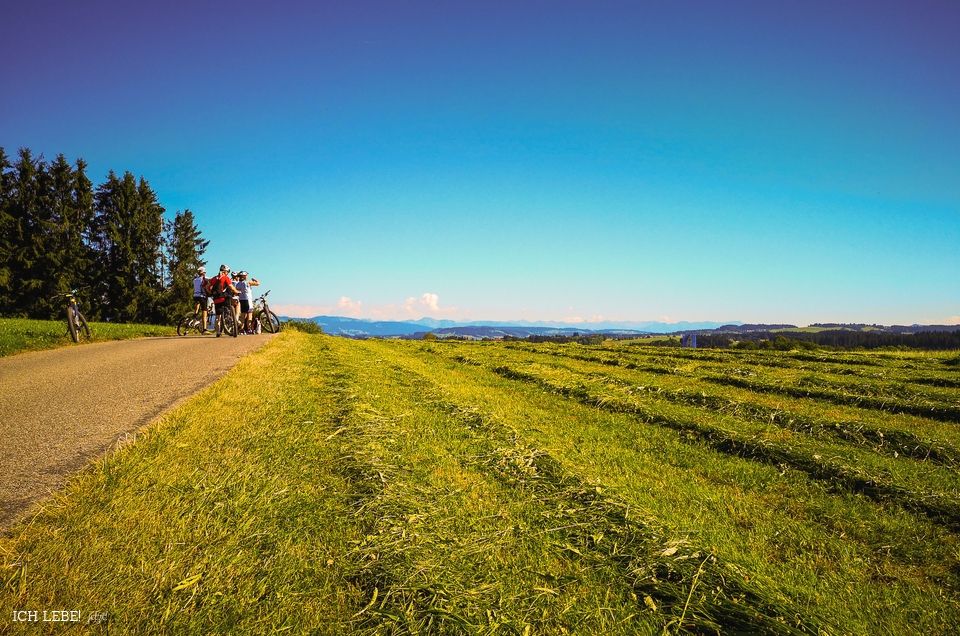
[
  {"xmin": 206, "ymin": 264, "xmax": 239, "ymax": 337},
  {"xmin": 234, "ymin": 271, "xmax": 260, "ymax": 334},
  {"xmin": 193, "ymin": 266, "xmax": 208, "ymax": 333}
]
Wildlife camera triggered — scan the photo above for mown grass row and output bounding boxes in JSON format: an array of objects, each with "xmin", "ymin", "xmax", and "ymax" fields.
[
  {"xmin": 601, "ymin": 371, "xmax": 959, "ymax": 467},
  {"xmin": 434, "ymin": 346, "xmax": 960, "ymax": 530},
  {"xmin": 705, "ymin": 374, "xmax": 960, "ymax": 423},
  {"xmin": 487, "ymin": 344, "xmax": 960, "ymax": 467},
  {"xmin": 0, "ymin": 317, "xmax": 175, "ymax": 357},
  {"xmin": 514, "ymin": 341, "xmax": 960, "ymax": 400},
  {"xmin": 317, "ymin": 337, "xmax": 670, "ymax": 634},
  {"xmin": 372, "ymin": 353, "xmax": 824, "ymax": 634},
  {"xmin": 487, "ymin": 362, "xmax": 960, "ymax": 531},
  {"xmin": 402, "ymin": 341, "xmax": 960, "ymax": 634}
]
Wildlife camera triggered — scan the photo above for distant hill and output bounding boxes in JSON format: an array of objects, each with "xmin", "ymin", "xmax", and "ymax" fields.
[
  {"xmin": 290, "ymin": 316, "xmax": 736, "ymax": 338},
  {"xmin": 283, "ymin": 315, "xmax": 959, "ymax": 341},
  {"xmin": 295, "ymin": 316, "xmax": 652, "ymax": 338},
  {"xmin": 408, "ymin": 326, "xmax": 650, "ymax": 340}
]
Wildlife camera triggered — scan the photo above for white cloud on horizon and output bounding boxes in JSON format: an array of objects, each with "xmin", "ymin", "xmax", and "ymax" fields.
[
  {"xmin": 404, "ymin": 292, "xmax": 441, "ymax": 314},
  {"xmin": 946, "ymin": 315, "xmax": 960, "ymax": 325},
  {"xmin": 274, "ymin": 292, "xmax": 458, "ymax": 321},
  {"xmin": 336, "ymin": 296, "xmax": 364, "ymax": 316}
]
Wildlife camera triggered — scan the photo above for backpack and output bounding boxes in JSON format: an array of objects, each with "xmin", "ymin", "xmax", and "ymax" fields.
[{"xmin": 207, "ymin": 275, "xmax": 227, "ymax": 299}]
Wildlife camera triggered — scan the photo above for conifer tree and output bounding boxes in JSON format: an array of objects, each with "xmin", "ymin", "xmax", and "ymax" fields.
[
  {"xmin": 165, "ymin": 209, "xmax": 209, "ymax": 320},
  {"xmin": 0, "ymin": 148, "xmax": 14, "ymax": 310},
  {"xmin": 9, "ymin": 148, "xmax": 48, "ymax": 315},
  {"xmin": 95, "ymin": 170, "xmax": 138, "ymax": 321},
  {"xmin": 71, "ymin": 158, "xmax": 97, "ymax": 318}
]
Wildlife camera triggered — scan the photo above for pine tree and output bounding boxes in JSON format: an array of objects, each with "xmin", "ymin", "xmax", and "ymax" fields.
[
  {"xmin": 9, "ymin": 148, "xmax": 50, "ymax": 316},
  {"xmin": 95, "ymin": 170, "xmax": 137, "ymax": 321},
  {"xmin": 0, "ymin": 148, "xmax": 14, "ymax": 310},
  {"xmin": 134, "ymin": 177, "xmax": 165, "ymax": 322},
  {"xmin": 72, "ymin": 158, "xmax": 97, "ymax": 318},
  {"xmin": 94, "ymin": 171, "xmax": 167, "ymax": 322},
  {"xmin": 39, "ymin": 154, "xmax": 77, "ymax": 316},
  {"xmin": 165, "ymin": 209, "xmax": 209, "ymax": 321}
]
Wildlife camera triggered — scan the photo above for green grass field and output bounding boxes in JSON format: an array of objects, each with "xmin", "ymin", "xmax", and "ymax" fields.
[
  {"xmin": 2, "ymin": 333, "xmax": 959, "ymax": 634},
  {"xmin": 0, "ymin": 318, "xmax": 175, "ymax": 357}
]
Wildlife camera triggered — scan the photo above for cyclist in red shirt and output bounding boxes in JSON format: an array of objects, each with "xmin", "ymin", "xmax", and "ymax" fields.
[{"xmin": 206, "ymin": 264, "xmax": 239, "ymax": 337}]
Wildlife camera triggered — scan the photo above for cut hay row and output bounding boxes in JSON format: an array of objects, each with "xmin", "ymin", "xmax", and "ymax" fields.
[
  {"xmin": 539, "ymin": 342, "xmax": 960, "ymax": 395},
  {"xmin": 706, "ymin": 374, "xmax": 960, "ymax": 424},
  {"xmin": 398, "ymin": 341, "xmax": 960, "ymax": 633},
  {"xmin": 320, "ymin": 339, "xmax": 668, "ymax": 634},
  {"xmin": 373, "ymin": 348, "xmax": 828, "ymax": 634},
  {"xmin": 505, "ymin": 342, "xmax": 960, "ymax": 406},
  {"xmin": 792, "ymin": 373, "xmax": 959, "ymax": 405},
  {"xmin": 594, "ymin": 370, "xmax": 960, "ymax": 467},
  {"xmin": 401, "ymin": 374, "xmax": 826, "ymax": 634},
  {"xmin": 475, "ymin": 361, "xmax": 960, "ymax": 531},
  {"xmin": 479, "ymin": 343, "xmax": 960, "ymax": 465},
  {"xmin": 505, "ymin": 344, "xmax": 680, "ymax": 376}
]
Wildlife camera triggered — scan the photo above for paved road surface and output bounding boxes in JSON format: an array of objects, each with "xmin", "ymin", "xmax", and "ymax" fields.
[{"xmin": 0, "ymin": 334, "xmax": 273, "ymax": 528}]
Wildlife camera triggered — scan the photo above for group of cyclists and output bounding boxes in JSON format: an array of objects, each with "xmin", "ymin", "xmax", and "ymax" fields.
[{"xmin": 192, "ymin": 264, "xmax": 260, "ymax": 337}]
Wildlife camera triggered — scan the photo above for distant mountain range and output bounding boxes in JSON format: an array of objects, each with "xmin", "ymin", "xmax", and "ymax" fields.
[
  {"xmin": 294, "ymin": 316, "xmax": 740, "ymax": 338},
  {"xmin": 286, "ymin": 316, "xmax": 959, "ymax": 339}
]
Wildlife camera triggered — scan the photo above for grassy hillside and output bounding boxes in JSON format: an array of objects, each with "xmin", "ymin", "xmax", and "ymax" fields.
[
  {"xmin": 0, "ymin": 317, "xmax": 175, "ymax": 357},
  {"xmin": 2, "ymin": 333, "xmax": 958, "ymax": 633}
]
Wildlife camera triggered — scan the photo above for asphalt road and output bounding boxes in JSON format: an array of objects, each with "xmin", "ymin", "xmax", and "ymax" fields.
[{"xmin": 0, "ymin": 334, "xmax": 273, "ymax": 529}]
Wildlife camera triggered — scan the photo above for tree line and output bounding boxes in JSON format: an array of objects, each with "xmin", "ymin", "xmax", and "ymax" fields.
[
  {"xmin": 696, "ymin": 330, "xmax": 960, "ymax": 351},
  {"xmin": 0, "ymin": 147, "xmax": 209, "ymax": 324}
]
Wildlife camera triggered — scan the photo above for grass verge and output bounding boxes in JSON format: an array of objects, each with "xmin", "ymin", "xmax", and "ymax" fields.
[{"xmin": 0, "ymin": 318, "xmax": 175, "ymax": 357}]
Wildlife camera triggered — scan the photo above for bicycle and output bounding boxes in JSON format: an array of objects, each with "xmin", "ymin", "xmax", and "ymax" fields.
[
  {"xmin": 252, "ymin": 290, "xmax": 281, "ymax": 333},
  {"xmin": 55, "ymin": 289, "xmax": 91, "ymax": 343},
  {"xmin": 176, "ymin": 308, "xmax": 206, "ymax": 336},
  {"xmin": 213, "ymin": 302, "xmax": 239, "ymax": 338}
]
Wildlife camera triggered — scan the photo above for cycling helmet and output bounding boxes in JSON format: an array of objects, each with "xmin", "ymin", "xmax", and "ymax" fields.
[
  {"xmin": 220, "ymin": 264, "xmax": 230, "ymax": 272},
  {"xmin": 198, "ymin": 266, "xmax": 206, "ymax": 274}
]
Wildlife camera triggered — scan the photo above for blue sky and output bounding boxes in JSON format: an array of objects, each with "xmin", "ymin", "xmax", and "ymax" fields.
[{"xmin": 2, "ymin": 1, "xmax": 958, "ymax": 325}]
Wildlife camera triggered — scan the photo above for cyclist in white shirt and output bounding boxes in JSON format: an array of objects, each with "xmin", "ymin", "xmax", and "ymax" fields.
[
  {"xmin": 234, "ymin": 271, "xmax": 260, "ymax": 334},
  {"xmin": 192, "ymin": 266, "xmax": 209, "ymax": 333}
]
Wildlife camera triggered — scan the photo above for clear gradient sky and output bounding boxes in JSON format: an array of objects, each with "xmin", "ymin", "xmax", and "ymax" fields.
[{"xmin": 2, "ymin": 0, "xmax": 958, "ymax": 325}]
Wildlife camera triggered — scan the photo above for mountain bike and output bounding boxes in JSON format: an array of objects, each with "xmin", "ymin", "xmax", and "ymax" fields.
[
  {"xmin": 176, "ymin": 308, "xmax": 206, "ymax": 336},
  {"xmin": 252, "ymin": 290, "xmax": 281, "ymax": 333},
  {"xmin": 214, "ymin": 302, "xmax": 239, "ymax": 338},
  {"xmin": 55, "ymin": 289, "xmax": 91, "ymax": 343}
]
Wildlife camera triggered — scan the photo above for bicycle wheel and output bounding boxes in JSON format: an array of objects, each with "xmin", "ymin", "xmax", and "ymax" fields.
[
  {"xmin": 223, "ymin": 309, "xmax": 238, "ymax": 337},
  {"xmin": 66, "ymin": 306, "xmax": 79, "ymax": 343},
  {"xmin": 261, "ymin": 309, "xmax": 281, "ymax": 333},
  {"xmin": 177, "ymin": 315, "xmax": 193, "ymax": 336},
  {"xmin": 77, "ymin": 311, "xmax": 91, "ymax": 340}
]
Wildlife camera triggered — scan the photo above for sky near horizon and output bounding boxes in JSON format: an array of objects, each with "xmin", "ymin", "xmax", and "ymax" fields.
[{"xmin": 2, "ymin": 1, "xmax": 958, "ymax": 325}]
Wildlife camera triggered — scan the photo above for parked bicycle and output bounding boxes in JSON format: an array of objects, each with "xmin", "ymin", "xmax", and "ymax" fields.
[
  {"xmin": 252, "ymin": 290, "xmax": 281, "ymax": 333},
  {"xmin": 176, "ymin": 308, "xmax": 206, "ymax": 336},
  {"xmin": 55, "ymin": 289, "xmax": 91, "ymax": 343}
]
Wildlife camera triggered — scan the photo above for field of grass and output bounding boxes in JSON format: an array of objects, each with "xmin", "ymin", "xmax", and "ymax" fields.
[
  {"xmin": 2, "ymin": 332, "xmax": 959, "ymax": 633},
  {"xmin": 0, "ymin": 317, "xmax": 175, "ymax": 357}
]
